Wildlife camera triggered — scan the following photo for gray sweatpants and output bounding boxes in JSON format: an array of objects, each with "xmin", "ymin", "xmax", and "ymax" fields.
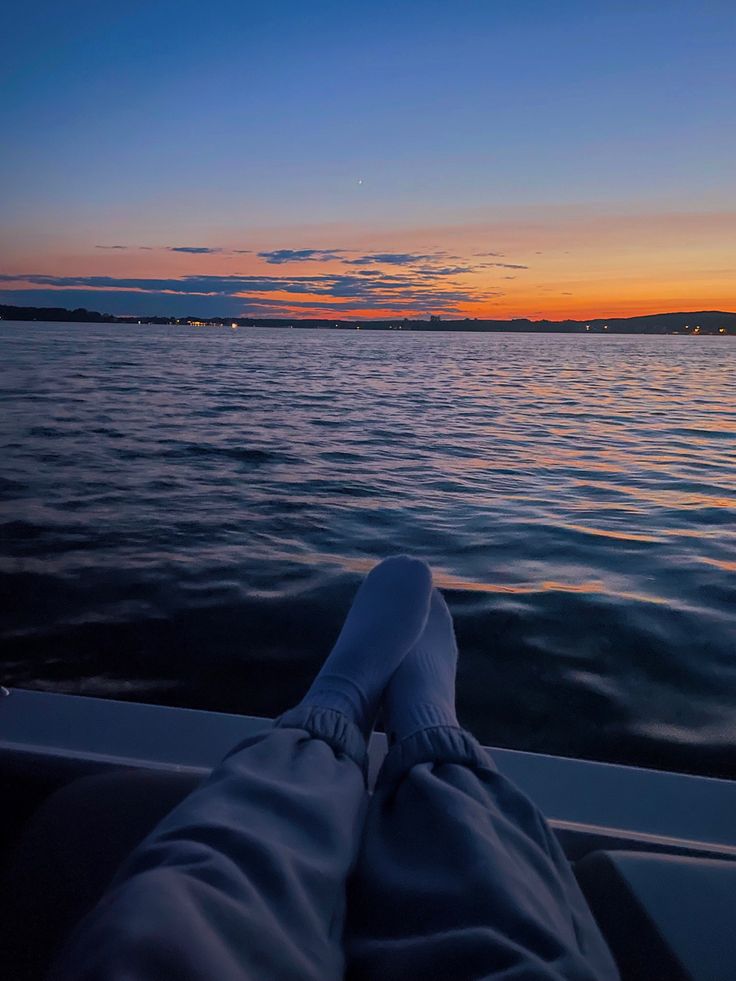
[{"xmin": 49, "ymin": 706, "xmax": 619, "ymax": 980}]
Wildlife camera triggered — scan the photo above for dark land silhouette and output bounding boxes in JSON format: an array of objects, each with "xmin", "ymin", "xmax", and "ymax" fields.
[{"xmin": 1, "ymin": 303, "xmax": 734, "ymax": 334}]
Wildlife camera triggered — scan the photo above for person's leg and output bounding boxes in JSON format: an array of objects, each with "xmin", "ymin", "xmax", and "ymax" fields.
[
  {"xmin": 48, "ymin": 556, "xmax": 432, "ymax": 981},
  {"xmin": 346, "ymin": 590, "xmax": 619, "ymax": 981}
]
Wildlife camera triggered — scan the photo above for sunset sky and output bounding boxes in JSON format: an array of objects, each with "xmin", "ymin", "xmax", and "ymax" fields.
[{"xmin": 2, "ymin": 1, "xmax": 735, "ymax": 320}]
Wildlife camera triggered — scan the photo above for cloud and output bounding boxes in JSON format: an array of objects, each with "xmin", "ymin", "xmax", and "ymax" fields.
[
  {"xmin": 0, "ymin": 267, "xmax": 501, "ymax": 317},
  {"xmin": 344, "ymin": 252, "xmax": 446, "ymax": 266},
  {"xmin": 95, "ymin": 244, "xmax": 250, "ymax": 254},
  {"xmin": 1, "ymin": 273, "xmax": 327, "ymax": 295},
  {"xmin": 168, "ymin": 246, "xmax": 223, "ymax": 254},
  {"xmin": 253, "ymin": 248, "xmax": 459, "ymax": 266},
  {"xmin": 257, "ymin": 248, "xmax": 346, "ymax": 263},
  {"xmin": 473, "ymin": 251, "xmax": 505, "ymax": 257},
  {"xmin": 88, "ymin": 246, "xmax": 493, "ymax": 267},
  {"xmin": 479, "ymin": 262, "xmax": 529, "ymax": 270},
  {"xmin": 0, "ymin": 285, "xmax": 498, "ymax": 318},
  {"xmin": 412, "ymin": 265, "xmax": 477, "ymax": 276}
]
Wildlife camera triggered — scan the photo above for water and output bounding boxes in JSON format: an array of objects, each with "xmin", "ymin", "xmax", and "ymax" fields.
[{"xmin": 1, "ymin": 321, "xmax": 734, "ymax": 777}]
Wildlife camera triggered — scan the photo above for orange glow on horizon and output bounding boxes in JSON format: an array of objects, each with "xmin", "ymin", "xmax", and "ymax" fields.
[{"xmin": 2, "ymin": 205, "xmax": 734, "ymax": 321}]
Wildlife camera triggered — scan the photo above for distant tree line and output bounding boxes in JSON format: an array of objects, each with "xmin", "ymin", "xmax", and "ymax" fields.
[
  {"xmin": 0, "ymin": 304, "xmax": 117, "ymax": 323},
  {"xmin": 1, "ymin": 304, "xmax": 734, "ymax": 334}
]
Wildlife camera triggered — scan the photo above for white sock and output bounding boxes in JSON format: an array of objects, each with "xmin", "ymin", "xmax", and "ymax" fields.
[
  {"xmin": 383, "ymin": 588, "xmax": 458, "ymax": 743},
  {"xmin": 300, "ymin": 556, "xmax": 432, "ymax": 736}
]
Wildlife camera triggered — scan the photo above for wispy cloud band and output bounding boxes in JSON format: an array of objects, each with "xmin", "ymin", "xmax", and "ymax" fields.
[{"xmin": 0, "ymin": 269, "xmax": 502, "ymax": 314}]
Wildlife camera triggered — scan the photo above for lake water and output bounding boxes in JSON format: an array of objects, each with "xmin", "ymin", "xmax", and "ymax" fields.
[{"xmin": 1, "ymin": 321, "xmax": 734, "ymax": 777}]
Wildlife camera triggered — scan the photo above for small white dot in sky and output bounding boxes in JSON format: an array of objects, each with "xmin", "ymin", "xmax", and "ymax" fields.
[{"xmin": 356, "ymin": 179, "xmax": 363, "ymax": 185}]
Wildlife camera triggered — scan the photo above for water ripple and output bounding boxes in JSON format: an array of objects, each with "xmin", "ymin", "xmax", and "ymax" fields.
[{"xmin": 1, "ymin": 322, "xmax": 735, "ymax": 777}]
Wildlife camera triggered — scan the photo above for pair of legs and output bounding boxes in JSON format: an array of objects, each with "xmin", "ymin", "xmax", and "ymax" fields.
[{"xmin": 48, "ymin": 558, "xmax": 618, "ymax": 980}]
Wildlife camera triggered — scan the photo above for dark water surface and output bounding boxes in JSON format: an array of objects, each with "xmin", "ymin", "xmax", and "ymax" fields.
[{"xmin": 1, "ymin": 321, "xmax": 734, "ymax": 776}]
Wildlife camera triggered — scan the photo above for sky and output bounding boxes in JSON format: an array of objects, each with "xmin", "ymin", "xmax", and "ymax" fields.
[{"xmin": 2, "ymin": 0, "xmax": 735, "ymax": 320}]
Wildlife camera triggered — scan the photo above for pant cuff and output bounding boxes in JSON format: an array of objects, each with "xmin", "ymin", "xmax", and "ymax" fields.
[
  {"xmin": 377, "ymin": 724, "xmax": 496, "ymax": 789},
  {"xmin": 276, "ymin": 705, "xmax": 368, "ymax": 776}
]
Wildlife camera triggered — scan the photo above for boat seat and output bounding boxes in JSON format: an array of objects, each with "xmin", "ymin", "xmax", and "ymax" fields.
[
  {"xmin": 0, "ymin": 767, "xmax": 200, "ymax": 980},
  {"xmin": 575, "ymin": 849, "xmax": 736, "ymax": 981}
]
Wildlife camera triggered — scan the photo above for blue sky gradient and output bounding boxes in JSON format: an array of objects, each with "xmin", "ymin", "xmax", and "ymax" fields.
[{"xmin": 2, "ymin": 1, "xmax": 735, "ymax": 318}]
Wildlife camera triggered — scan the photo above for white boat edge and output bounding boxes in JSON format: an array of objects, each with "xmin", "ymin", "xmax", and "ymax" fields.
[{"xmin": 2, "ymin": 687, "xmax": 734, "ymax": 862}]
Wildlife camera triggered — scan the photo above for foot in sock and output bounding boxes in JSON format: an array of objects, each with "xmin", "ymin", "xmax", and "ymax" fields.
[
  {"xmin": 300, "ymin": 555, "xmax": 433, "ymax": 735},
  {"xmin": 383, "ymin": 587, "xmax": 459, "ymax": 743}
]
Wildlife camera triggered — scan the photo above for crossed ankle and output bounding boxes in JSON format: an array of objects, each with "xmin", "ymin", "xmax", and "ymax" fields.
[
  {"xmin": 300, "ymin": 676, "xmax": 374, "ymax": 733},
  {"xmin": 386, "ymin": 701, "xmax": 458, "ymax": 743}
]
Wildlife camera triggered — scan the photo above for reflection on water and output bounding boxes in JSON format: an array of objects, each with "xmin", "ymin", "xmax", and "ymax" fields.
[{"xmin": 1, "ymin": 322, "xmax": 734, "ymax": 777}]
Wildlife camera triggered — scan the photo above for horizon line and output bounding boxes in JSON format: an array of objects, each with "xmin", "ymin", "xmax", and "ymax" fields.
[{"xmin": 2, "ymin": 303, "xmax": 736, "ymax": 326}]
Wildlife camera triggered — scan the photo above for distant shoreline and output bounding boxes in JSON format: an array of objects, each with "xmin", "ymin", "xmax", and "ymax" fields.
[{"xmin": 1, "ymin": 304, "xmax": 735, "ymax": 335}]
